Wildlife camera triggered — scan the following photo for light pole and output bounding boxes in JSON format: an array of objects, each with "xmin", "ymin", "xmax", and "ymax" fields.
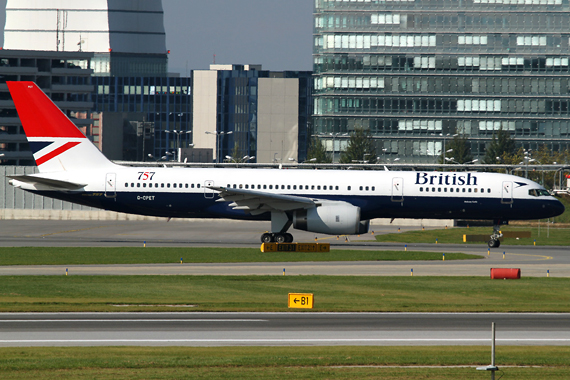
[
  {"xmin": 205, "ymin": 131, "xmax": 233, "ymax": 163},
  {"xmin": 165, "ymin": 130, "xmax": 192, "ymax": 162}
]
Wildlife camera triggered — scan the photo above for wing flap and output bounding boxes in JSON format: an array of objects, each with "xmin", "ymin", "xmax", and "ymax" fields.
[{"xmin": 209, "ymin": 186, "xmax": 317, "ymax": 213}]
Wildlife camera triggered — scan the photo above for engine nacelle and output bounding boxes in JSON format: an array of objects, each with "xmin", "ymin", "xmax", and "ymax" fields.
[{"xmin": 293, "ymin": 201, "xmax": 369, "ymax": 235}]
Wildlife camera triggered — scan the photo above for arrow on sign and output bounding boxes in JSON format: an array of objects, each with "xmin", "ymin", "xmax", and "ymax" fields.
[{"xmin": 294, "ymin": 298, "xmax": 299, "ymax": 304}]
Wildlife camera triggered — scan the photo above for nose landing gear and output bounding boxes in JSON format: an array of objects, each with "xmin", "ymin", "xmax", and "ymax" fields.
[{"xmin": 488, "ymin": 221, "xmax": 505, "ymax": 248}]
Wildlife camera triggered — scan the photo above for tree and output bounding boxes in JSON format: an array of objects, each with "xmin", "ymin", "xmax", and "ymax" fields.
[
  {"xmin": 339, "ymin": 127, "xmax": 377, "ymax": 164},
  {"xmin": 306, "ymin": 137, "xmax": 331, "ymax": 163},
  {"xmin": 439, "ymin": 134, "xmax": 473, "ymax": 164},
  {"xmin": 227, "ymin": 142, "xmax": 243, "ymax": 163},
  {"xmin": 483, "ymin": 128, "xmax": 517, "ymax": 164}
]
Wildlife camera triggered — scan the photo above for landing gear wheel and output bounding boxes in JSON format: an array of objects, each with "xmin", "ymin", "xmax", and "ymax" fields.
[
  {"xmin": 285, "ymin": 233, "xmax": 294, "ymax": 243},
  {"xmin": 488, "ymin": 239, "xmax": 500, "ymax": 248},
  {"xmin": 275, "ymin": 233, "xmax": 287, "ymax": 243},
  {"xmin": 261, "ymin": 233, "xmax": 274, "ymax": 243}
]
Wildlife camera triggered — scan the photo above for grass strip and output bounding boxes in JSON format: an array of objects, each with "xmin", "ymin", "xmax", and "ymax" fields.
[
  {"xmin": 0, "ymin": 346, "xmax": 569, "ymax": 380},
  {"xmin": 1, "ymin": 276, "xmax": 569, "ymax": 312},
  {"xmin": 375, "ymin": 226, "xmax": 570, "ymax": 246},
  {"xmin": 0, "ymin": 247, "xmax": 478, "ymax": 266}
]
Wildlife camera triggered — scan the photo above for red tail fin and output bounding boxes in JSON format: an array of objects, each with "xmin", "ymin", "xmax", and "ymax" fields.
[
  {"xmin": 8, "ymin": 82, "xmax": 86, "ymax": 138},
  {"xmin": 8, "ymin": 81, "xmax": 114, "ymax": 172}
]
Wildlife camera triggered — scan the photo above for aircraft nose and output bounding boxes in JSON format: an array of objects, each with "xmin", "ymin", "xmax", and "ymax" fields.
[
  {"xmin": 546, "ymin": 199, "xmax": 566, "ymax": 218},
  {"xmin": 554, "ymin": 200, "xmax": 566, "ymax": 217}
]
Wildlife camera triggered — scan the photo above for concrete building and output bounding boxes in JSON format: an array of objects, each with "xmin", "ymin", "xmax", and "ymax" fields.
[
  {"xmin": 192, "ymin": 65, "xmax": 312, "ymax": 163},
  {"xmin": 313, "ymin": 0, "xmax": 570, "ymax": 163},
  {"xmin": 0, "ymin": 50, "xmax": 94, "ymax": 165},
  {"xmin": 4, "ymin": 0, "xmax": 168, "ymax": 76}
]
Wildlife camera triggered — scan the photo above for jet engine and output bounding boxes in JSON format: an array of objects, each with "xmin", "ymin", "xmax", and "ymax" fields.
[{"xmin": 293, "ymin": 201, "xmax": 369, "ymax": 235}]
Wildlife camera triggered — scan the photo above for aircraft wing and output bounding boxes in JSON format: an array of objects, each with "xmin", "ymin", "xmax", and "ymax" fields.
[
  {"xmin": 209, "ymin": 186, "xmax": 318, "ymax": 215},
  {"xmin": 7, "ymin": 175, "xmax": 87, "ymax": 190}
]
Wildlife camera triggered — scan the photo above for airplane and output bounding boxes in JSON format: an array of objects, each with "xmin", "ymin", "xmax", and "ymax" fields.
[{"xmin": 6, "ymin": 81, "xmax": 565, "ymax": 248}]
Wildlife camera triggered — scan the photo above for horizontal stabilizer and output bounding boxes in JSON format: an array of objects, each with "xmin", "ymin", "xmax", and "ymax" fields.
[{"xmin": 8, "ymin": 175, "xmax": 87, "ymax": 190}]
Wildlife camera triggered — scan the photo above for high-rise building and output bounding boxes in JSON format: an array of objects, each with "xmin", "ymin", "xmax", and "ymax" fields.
[
  {"xmin": 313, "ymin": 0, "xmax": 570, "ymax": 163},
  {"xmin": 4, "ymin": 0, "xmax": 168, "ymax": 76},
  {"xmin": 192, "ymin": 65, "xmax": 312, "ymax": 163}
]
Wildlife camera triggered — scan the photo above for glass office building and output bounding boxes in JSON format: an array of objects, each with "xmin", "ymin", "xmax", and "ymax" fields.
[
  {"xmin": 313, "ymin": 0, "xmax": 570, "ymax": 163},
  {"xmin": 91, "ymin": 76, "xmax": 192, "ymax": 160}
]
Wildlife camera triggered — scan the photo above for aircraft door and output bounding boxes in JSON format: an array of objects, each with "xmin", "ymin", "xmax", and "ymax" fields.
[
  {"xmin": 204, "ymin": 180, "xmax": 215, "ymax": 199},
  {"xmin": 105, "ymin": 173, "xmax": 117, "ymax": 198},
  {"xmin": 501, "ymin": 181, "xmax": 513, "ymax": 204},
  {"xmin": 391, "ymin": 177, "xmax": 404, "ymax": 202}
]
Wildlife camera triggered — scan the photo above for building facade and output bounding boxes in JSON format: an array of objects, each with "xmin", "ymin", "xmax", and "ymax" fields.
[
  {"xmin": 192, "ymin": 65, "xmax": 312, "ymax": 163},
  {"xmin": 313, "ymin": 0, "xmax": 570, "ymax": 163},
  {"xmin": 90, "ymin": 76, "xmax": 192, "ymax": 161}
]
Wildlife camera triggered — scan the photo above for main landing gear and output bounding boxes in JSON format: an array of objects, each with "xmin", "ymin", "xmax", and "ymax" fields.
[
  {"xmin": 261, "ymin": 211, "xmax": 294, "ymax": 243},
  {"xmin": 261, "ymin": 232, "xmax": 294, "ymax": 243},
  {"xmin": 487, "ymin": 221, "xmax": 504, "ymax": 248}
]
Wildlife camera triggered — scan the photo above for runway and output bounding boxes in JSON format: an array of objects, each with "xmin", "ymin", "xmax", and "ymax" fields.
[{"xmin": 1, "ymin": 312, "xmax": 568, "ymax": 347}]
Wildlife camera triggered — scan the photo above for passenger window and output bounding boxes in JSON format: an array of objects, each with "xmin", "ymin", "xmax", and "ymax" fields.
[
  {"xmin": 336, "ymin": 186, "xmax": 339, "ymax": 190},
  {"xmin": 462, "ymin": 188, "xmax": 465, "ymax": 193},
  {"xmin": 245, "ymin": 185, "xmax": 249, "ymax": 189},
  {"xmin": 125, "ymin": 183, "xmax": 128, "ymax": 187},
  {"xmin": 323, "ymin": 186, "xmax": 327, "ymax": 190},
  {"xmin": 137, "ymin": 183, "xmax": 141, "ymax": 188},
  {"xmin": 305, "ymin": 185, "xmax": 309, "ymax": 190},
  {"xmin": 185, "ymin": 184, "xmax": 188, "ymax": 188},
  {"xmin": 173, "ymin": 183, "xmax": 177, "ymax": 188},
  {"xmin": 191, "ymin": 184, "xmax": 195, "ymax": 188},
  {"xmin": 360, "ymin": 186, "xmax": 363, "ymax": 191},
  {"xmin": 432, "ymin": 187, "xmax": 436, "ymax": 192},
  {"xmin": 347, "ymin": 186, "xmax": 351, "ymax": 191},
  {"xmin": 239, "ymin": 184, "xmax": 243, "ymax": 189},
  {"xmin": 292, "ymin": 185, "xmax": 296, "ymax": 190},
  {"xmin": 365, "ymin": 186, "xmax": 369, "ymax": 191},
  {"xmin": 258, "ymin": 185, "xmax": 261, "ymax": 189},
  {"xmin": 143, "ymin": 183, "xmax": 147, "ymax": 188},
  {"xmin": 131, "ymin": 183, "xmax": 135, "ymax": 187},
  {"xmin": 468, "ymin": 188, "xmax": 472, "ymax": 193},
  {"xmin": 371, "ymin": 186, "xmax": 375, "ymax": 191},
  {"xmin": 287, "ymin": 185, "xmax": 291, "ymax": 190},
  {"xmin": 282, "ymin": 185, "xmax": 285, "ymax": 190},
  {"xmin": 311, "ymin": 185, "xmax": 315, "ymax": 190},
  {"xmin": 420, "ymin": 187, "xmax": 423, "ymax": 192},
  {"xmin": 317, "ymin": 186, "xmax": 321, "ymax": 190},
  {"xmin": 488, "ymin": 189, "xmax": 491, "ymax": 193},
  {"xmin": 450, "ymin": 188, "xmax": 453, "ymax": 193},
  {"xmin": 233, "ymin": 184, "xmax": 237, "ymax": 189},
  {"xmin": 179, "ymin": 184, "xmax": 182, "ymax": 188},
  {"xmin": 263, "ymin": 185, "xmax": 267, "ymax": 189},
  {"xmin": 474, "ymin": 188, "xmax": 478, "ymax": 193},
  {"xmin": 438, "ymin": 188, "xmax": 441, "ymax": 192},
  {"xmin": 167, "ymin": 183, "xmax": 170, "ymax": 188},
  {"xmin": 444, "ymin": 188, "xmax": 447, "ymax": 192},
  {"xmin": 161, "ymin": 183, "xmax": 164, "ymax": 188},
  {"xmin": 197, "ymin": 184, "xmax": 201, "ymax": 188}
]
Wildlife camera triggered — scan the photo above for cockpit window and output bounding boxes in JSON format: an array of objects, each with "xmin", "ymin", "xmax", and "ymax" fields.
[{"xmin": 529, "ymin": 189, "xmax": 550, "ymax": 197}]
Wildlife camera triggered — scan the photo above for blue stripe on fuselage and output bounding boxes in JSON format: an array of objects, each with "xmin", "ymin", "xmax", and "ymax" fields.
[{"xmin": 29, "ymin": 190, "xmax": 563, "ymax": 221}]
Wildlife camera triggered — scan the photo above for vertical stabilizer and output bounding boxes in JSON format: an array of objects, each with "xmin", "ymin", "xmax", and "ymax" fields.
[{"xmin": 8, "ymin": 81, "xmax": 115, "ymax": 173}]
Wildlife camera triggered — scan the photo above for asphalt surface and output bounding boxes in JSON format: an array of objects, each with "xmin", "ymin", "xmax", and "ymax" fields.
[{"xmin": 1, "ymin": 312, "xmax": 568, "ymax": 347}]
